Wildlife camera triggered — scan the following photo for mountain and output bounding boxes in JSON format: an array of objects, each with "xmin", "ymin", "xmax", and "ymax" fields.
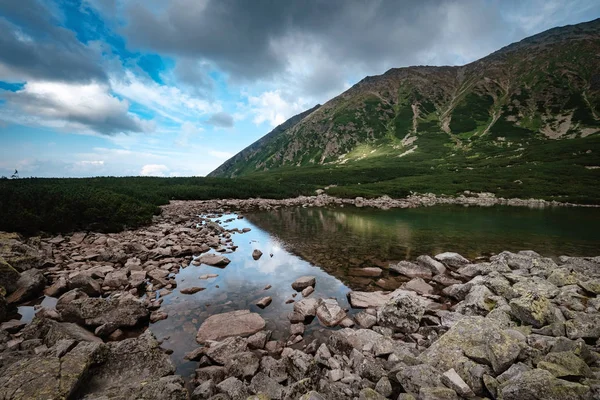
[{"xmin": 208, "ymin": 19, "xmax": 600, "ymax": 202}]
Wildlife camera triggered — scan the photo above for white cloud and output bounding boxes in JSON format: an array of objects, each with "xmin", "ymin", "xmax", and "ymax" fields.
[
  {"xmin": 75, "ymin": 160, "xmax": 105, "ymax": 167},
  {"xmin": 140, "ymin": 164, "xmax": 169, "ymax": 176},
  {"xmin": 247, "ymin": 90, "xmax": 310, "ymax": 127},
  {"xmin": 0, "ymin": 80, "xmax": 153, "ymax": 135},
  {"xmin": 176, "ymin": 121, "xmax": 204, "ymax": 146},
  {"xmin": 110, "ymin": 71, "xmax": 221, "ymax": 124}
]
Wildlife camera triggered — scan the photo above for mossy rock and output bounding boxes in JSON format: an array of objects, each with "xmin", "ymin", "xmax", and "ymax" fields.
[
  {"xmin": 538, "ymin": 351, "xmax": 593, "ymax": 379},
  {"xmin": 0, "ymin": 258, "xmax": 20, "ymax": 294}
]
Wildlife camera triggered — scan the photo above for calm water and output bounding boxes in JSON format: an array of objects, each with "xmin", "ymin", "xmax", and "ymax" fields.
[{"xmin": 150, "ymin": 205, "xmax": 600, "ymax": 377}]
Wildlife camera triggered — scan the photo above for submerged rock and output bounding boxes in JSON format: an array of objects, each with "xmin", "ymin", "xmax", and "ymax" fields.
[
  {"xmin": 292, "ymin": 276, "xmax": 316, "ymax": 291},
  {"xmin": 198, "ymin": 253, "xmax": 231, "ymax": 267},
  {"xmin": 196, "ymin": 309, "xmax": 266, "ymax": 343},
  {"xmin": 256, "ymin": 296, "xmax": 272, "ymax": 309}
]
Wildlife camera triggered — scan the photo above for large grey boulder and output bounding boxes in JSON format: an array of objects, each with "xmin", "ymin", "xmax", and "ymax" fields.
[
  {"xmin": 0, "ymin": 257, "xmax": 20, "ymax": 294},
  {"xmin": 198, "ymin": 253, "xmax": 231, "ymax": 267},
  {"xmin": 316, "ymin": 298, "xmax": 346, "ymax": 327},
  {"xmin": 6, "ymin": 268, "xmax": 46, "ymax": 303},
  {"xmin": 418, "ymin": 316, "xmax": 524, "ymax": 394},
  {"xmin": 59, "ymin": 295, "xmax": 149, "ymax": 330},
  {"xmin": 390, "ymin": 261, "xmax": 433, "ymax": 279},
  {"xmin": 205, "ymin": 336, "xmax": 249, "ymax": 364},
  {"xmin": 377, "ymin": 290, "xmax": 425, "ymax": 333},
  {"xmin": 83, "ymin": 330, "xmax": 185, "ymax": 399},
  {"xmin": 347, "ymin": 291, "xmax": 392, "ymax": 308},
  {"xmin": 396, "ymin": 364, "xmax": 443, "ymax": 396},
  {"xmin": 68, "ymin": 273, "xmax": 102, "ymax": 296},
  {"xmin": 435, "ymin": 252, "xmax": 470, "ymax": 268},
  {"xmin": 509, "ymin": 293, "xmax": 555, "ymax": 328},
  {"xmin": 565, "ymin": 312, "xmax": 600, "ymax": 340},
  {"xmin": 196, "ymin": 310, "xmax": 266, "ymax": 343},
  {"xmin": 0, "ymin": 340, "xmax": 106, "ymax": 399},
  {"xmin": 498, "ymin": 368, "xmax": 591, "ymax": 400}
]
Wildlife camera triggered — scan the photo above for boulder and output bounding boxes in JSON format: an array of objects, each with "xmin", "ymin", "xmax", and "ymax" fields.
[
  {"xmin": 225, "ymin": 351, "xmax": 260, "ymax": 379},
  {"xmin": 292, "ymin": 276, "xmax": 316, "ymax": 291},
  {"xmin": 181, "ymin": 286, "xmax": 205, "ymax": 294},
  {"xmin": 417, "ymin": 255, "xmax": 447, "ymax": 275},
  {"xmin": 6, "ymin": 268, "xmax": 46, "ymax": 303},
  {"xmin": 499, "ymin": 368, "xmax": 591, "ymax": 400},
  {"xmin": 347, "ymin": 291, "xmax": 392, "ymax": 308},
  {"xmin": 0, "ymin": 341, "xmax": 106, "ymax": 399},
  {"xmin": 396, "ymin": 364, "xmax": 443, "ymax": 396},
  {"xmin": 454, "ymin": 285, "xmax": 503, "ymax": 316},
  {"xmin": 44, "ymin": 276, "xmax": 68, "ymax": 297},
  {"xmin": 316, "ymin": 298, "xmax": 346, "ymax": 327},
  {"xmin": 59, "ymin": 296, "xmax": 149, "ymax": 330},
  {"xmin": 302, "ymin": 286, "xmax": 315, "ymax": 297},
  {"xmin": 0, "ymin": 258, "xmax": 20, "ymax": 294},
  {"xmin": 390, "ymin": 261, "xmax": 433, "ymax": 279},
  {"xmin": 196, "ymin": 310, "xmax": 266, "ymax": 343},
  {"xmin": 435, "ymin": 252, "xmax": 470, "ymax": 268},
  {"xmin": 355, "ymin": 311, "xmax": 377, "ymax": 329},
  {"xmin": 69, "ymin": 273, "xmax": 102, "ymax": 296},
  {"xmin": 537, "ymin": 351, "xmax": 592, "ymax": 378},
  {"xmin": 565, "ymin": 312, "xmax": 600, "ymax": 339},
  {"xmin": 103, "ymin": 270, "xmax": 129, "ymax": 289},
  {"xmin": 418, "ymin": 317, "xmax": 519, "ymax": 395},
  {"xmin": 509, "ymin": 293, "xmax": 555, "ymax": 328},
  {"xmin": 84, "ymin": 330, "xmax": 184, "ymax": 399},
  {"xmin": 250, "ymin": 372, "xmax": 285, "ymax": 399},
  {"xmin": 256, "ymin": 296, "xmax": 272, "ymax": 308},
  {"xmin": 441, "ymin": 368, "xmax": 476, "ymax": 398},
  {"xmin": 377, "ymin": 291, "xmax": 425, "ymax": 333},
  {"xmin": 198, "ymin": 253, "xmax": 231, "ymax": 267},
  {"xmin": 402, "ymin": 277, "xmax": 434, "ymax": 295},
  {"xmin": 293, "ymin": 298, "xmax": 320, "ymax": 320}
]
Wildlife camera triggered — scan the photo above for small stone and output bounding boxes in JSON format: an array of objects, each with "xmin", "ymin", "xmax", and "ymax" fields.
[
  {"xmin": 442, "ymin": 368, "xmax": 476, "ymax": 398},
  {"xmin": 290, "ymin": 323, "xmax": 305, "ymax": 336},
  {"xmin": 150, "ymin": 310, "xmax": 168, "ymax": 323},
  {"xmin": 256, "ymin": 296, "xmax": 272, "ymax": 309},
  {"xmin": 252, "ymin": 249, "xmax": 263, "ymax": 260},
  {"xmin": 301, "ymin": 286, "xmax": 314, "ymax": 297},
  {"xmin": 180, "ymin": 286, "xmax": 205, "ymax": 294}
]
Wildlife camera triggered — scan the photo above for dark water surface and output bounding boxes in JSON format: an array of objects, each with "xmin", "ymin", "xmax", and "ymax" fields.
[{"xmin": 149, "ymin": 205, "xmax": 600, "ymax": 377}]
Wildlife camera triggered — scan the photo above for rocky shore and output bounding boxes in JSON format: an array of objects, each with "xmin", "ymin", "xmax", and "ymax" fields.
[
  {"xmin": 0, "ymin": 200, "xmax": 599, "ymax": 399},
  {"xmin": 160, "ymin": 191, "xmax": 600, "ymax": 213}
]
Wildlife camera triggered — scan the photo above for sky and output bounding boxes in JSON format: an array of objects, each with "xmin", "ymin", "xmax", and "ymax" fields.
[{"xmin": 0, "ymin": 0, "xmax": 598, "ymax": 178}]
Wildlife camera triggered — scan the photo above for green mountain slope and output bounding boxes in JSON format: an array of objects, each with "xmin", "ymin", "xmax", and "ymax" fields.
[{"xmin": 208, "ymin": 19, "xmax": 600, "ymax": 202}]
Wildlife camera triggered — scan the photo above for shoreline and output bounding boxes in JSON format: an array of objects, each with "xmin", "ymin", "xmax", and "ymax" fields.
[{"xmin": 161, "ymin": 192, "xmax": 600, "ymax": 216}]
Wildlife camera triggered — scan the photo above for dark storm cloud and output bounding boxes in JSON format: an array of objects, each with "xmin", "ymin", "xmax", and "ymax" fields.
[
  {"xmin": 121, "ymin": 0, "xmax": 514, "ymax": 98},
  {"xmin": 0, "ymin": 0, "xmax": 107, "ymax": 83},
  {"xmin": 205, "ymin": 112, "xmax": 235, "ymax": 128},
  {"xmin": 123, "ymin": 0, "xmax": 445, "ymax": 77}
]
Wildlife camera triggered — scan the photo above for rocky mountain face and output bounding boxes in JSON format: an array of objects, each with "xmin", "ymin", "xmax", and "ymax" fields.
[{"xmin": 209, "ymin": 19, "xmax": 600, "ymax": 178}]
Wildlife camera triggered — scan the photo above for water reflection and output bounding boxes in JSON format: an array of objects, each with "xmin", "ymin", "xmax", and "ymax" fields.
[
  {"xmin": 151, "ymin": 214, "xmax": 351, "ymax": 378},
  {"xmin": 246, "ymin": 205, "xmax": 600, "ymax": 290}
]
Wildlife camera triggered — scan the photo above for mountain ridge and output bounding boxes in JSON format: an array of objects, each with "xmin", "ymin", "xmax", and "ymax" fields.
[{"xmin": 209, "ymin": 18, "xmax": 600, "ymax": 180}]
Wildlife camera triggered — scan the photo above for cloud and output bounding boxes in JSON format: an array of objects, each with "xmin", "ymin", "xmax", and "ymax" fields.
[
  {"xmin": 247, "ymin": 90, "xmax": 311, "ymax": 127},
  {"xmin": 0, "ymin": 0, "xmax": 107, "ymax": 83},
  {"xmin": 0, "ymin": 80, "xmax": 153, "ymax": 135},
  {"xmin": 140, "ymin": 164, "xmax": 169, "ymax": 176},
  {"xmin": 110, "ymin": 71, "xmax": 221, "ymax": 124},
  {"xmin": 205, "ymin": 112, "xmax": 234, "ymax": 128},
  {"xmin": 175, "ymin": 121, "xmax": 203, "ymax": 146}
]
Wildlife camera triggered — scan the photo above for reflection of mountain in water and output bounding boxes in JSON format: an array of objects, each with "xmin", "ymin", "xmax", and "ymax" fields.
[
  {"xmin": 246, "ymin": 207, "xmax": 430, "ymax": 290},
  {"xmin": 246, "ymin": 205, "xmax": 600, "ymax": 290}
]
